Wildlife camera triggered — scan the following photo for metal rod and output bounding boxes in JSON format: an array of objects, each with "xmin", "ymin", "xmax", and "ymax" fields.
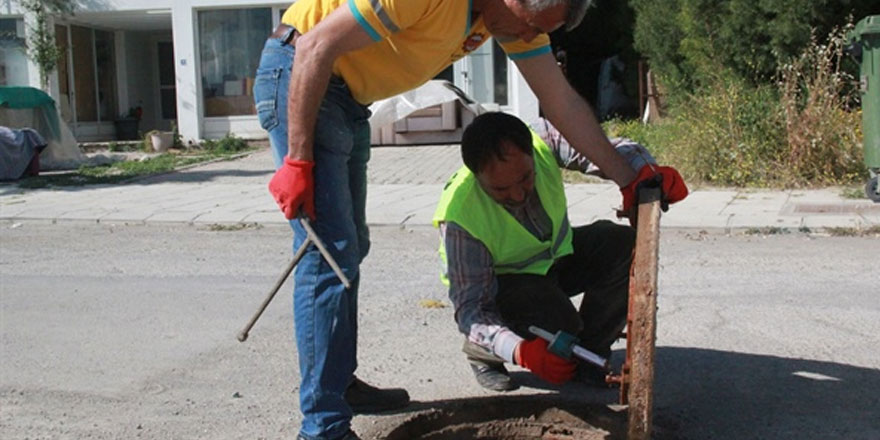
[
  {"xmin": 237, "ymin": 238, "xmax": 310, "ymax": 342},
  {"xmin": 572, "ymin": 345, "xmax": 609, "ymax": 369},
  {"xmin": 528, "ymin": 325, "xmax": 554, "ymax": 342},
  {"xmin": 529, "ymin": 325, "xmax": 608, "ymax": 369},
  {"xmin": 626, "ymin": 186, "xmax": 662, "ymax": 440},
  {"xmin": 300, "ymin": 216, "xmax": 351, "ymax": 289}
]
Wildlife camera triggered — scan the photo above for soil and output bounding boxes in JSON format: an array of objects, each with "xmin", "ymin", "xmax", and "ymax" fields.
[{"xmin": 360, "ymin": 397, "xmax": 628, "ymax": 439}]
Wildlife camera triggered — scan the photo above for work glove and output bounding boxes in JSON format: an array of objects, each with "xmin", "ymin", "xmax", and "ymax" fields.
[
  {"xmin": 620, "ymin": 164, "xmax": 688, "ymax": 213},
  {"xmin": 514, "ymin": 338, "xmax": 576, "ymax": 384},
  {"xmin": 268, "ymin": 157, "xmax": 315, "ymax": 220}
]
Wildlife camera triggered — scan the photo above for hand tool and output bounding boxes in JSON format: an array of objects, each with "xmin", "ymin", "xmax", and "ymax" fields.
[
  {"xmin": 528, "ymin": 325, "xmax": 609, "ymax": 370},
  {"xmin": 237, "ymin": 213, "xmax": 351, "ymax": 342}
]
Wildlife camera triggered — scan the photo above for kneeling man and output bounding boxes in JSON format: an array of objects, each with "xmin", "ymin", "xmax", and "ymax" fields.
[{"xmin": 433, "ymin": 112, "xmax": 687, "ymax": 391}]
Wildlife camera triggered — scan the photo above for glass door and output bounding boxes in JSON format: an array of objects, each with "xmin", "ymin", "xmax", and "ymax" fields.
[
  {"xmin": 157, "ymin": 41, "xmax": 176, "ymax": 120},
  {"xmin": 454, "ymin": 41, "xmax": 508, "ymax": 106}
]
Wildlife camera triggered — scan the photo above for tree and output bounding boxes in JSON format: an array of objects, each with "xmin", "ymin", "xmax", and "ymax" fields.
[
  {"xmin": 21, "ymin": 0, "xmax": 75, "ymax": 90},
  {"xmin": 631, "ymin": 0, "xmax": 880, "ymax": 98}
]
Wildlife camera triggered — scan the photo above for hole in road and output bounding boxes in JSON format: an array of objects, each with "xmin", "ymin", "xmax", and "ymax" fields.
[{"xmin": 380, "ymin": 397, "xmax": 627, "ymax": 440}]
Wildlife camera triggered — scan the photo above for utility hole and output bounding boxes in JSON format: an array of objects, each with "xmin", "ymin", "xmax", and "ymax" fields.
[{"xmin": 375, "ymin": 397, "xmax": 628, "ymax": 440}]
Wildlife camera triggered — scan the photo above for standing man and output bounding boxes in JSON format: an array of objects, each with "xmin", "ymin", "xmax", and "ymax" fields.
[
  {"xmin": 254, "ymin": 1, "xmax": 669, "ymax": 439},
  {"xmin": 433, "ymin": 112, "xmax": 687, "ymax": 392}
]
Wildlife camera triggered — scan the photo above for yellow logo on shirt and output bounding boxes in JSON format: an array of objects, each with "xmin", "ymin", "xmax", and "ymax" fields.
[{"xmin": 462, "ymin": 33, "xmax": 486, "ymax": 53}]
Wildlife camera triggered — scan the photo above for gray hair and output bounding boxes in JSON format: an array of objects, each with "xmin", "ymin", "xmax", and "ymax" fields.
[{"xmin": 519, "ymin": 0, "xmax": 593, "ymax": 32}]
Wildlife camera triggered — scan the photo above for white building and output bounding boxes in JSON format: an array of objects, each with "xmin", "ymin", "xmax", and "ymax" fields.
[{"xmin": 0, "ymin": 0, "xmax": 539, "ymax": 144}]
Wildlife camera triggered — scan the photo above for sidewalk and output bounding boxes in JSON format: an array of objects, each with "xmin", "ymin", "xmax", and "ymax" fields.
[{"xmin": 1, "ymin": 146, "xmax": 878, "ymax": 229}]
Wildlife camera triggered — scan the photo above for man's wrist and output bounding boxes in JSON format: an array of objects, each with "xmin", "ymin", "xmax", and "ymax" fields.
[{"xmin": 491, "ymin": 328, "xmax": 523, "ymax": 364}]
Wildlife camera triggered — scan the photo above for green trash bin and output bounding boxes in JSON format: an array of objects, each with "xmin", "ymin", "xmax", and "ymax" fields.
[{"xmin": 848, "ymin": 15, "xmax": 880, "ymax": 202}]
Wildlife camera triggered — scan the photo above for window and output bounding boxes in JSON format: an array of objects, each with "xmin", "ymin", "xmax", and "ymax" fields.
[
  {"xmin": 0, "ymin": 18, "xmax": 28, "ymax": 86},
  {"xmin": 199, "ymin": 8, "xmax": 271, "ymax": 117}
]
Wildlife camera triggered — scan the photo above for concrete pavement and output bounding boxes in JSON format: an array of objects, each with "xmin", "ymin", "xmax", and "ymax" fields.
[{"xmin": 1, "ymin": 146, "xmax": 878, "ymax": 229}]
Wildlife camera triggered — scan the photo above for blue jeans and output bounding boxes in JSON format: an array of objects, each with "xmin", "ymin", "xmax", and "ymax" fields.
[{"xmin": 253, "ymin": 30, "xmax": 371, "ymax": 440}]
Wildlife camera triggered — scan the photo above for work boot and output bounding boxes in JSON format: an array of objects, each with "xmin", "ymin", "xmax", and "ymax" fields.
[
  {"xmin": 469, "ymin": 360, "xmax": 519, "ymax": 392},
  {"xmin": 345, "ymin": 376, "xmax": 410, "ymax": 414}
]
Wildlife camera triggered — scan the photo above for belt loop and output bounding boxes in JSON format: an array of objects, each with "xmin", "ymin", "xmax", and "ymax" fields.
[{"xmin": 281, "ymin": 27, "xmax": 295, "ymax": 46}]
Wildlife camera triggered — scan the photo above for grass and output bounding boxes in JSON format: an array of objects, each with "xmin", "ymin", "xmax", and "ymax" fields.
[
  {"xmin": 840, "ymin": 186, "xmax": 869, "ymax": 200},
  {"xmin": 560, "ymin": 169, "xmax": 603, "ymax": 184},
  {"xmin": 825, "ymin": 225, "xmax": 880, "ymax": 237},
  {"xmin": 17, "ymin": 134, "xmax": 256, "ymax": 189},
  {"xmin": 744, "ymin": 227, "xmax": 790, "ymax": 236},
  {"xmin": 742, "ymin": 226, "xmax": 880, "ymax": 237},
  {"xmin": 207, "ymin": 222, "xmax": 263, "ymax": 232}
]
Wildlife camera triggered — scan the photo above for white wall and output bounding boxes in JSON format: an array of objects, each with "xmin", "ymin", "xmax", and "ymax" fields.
[
  {"xmin": 0, "ymin": 47, "xmax": 29, "ymax": 87},
  {"xmin": 171, "ymin": 1, "xmax": 287, "ymax": 142},
  {"xmin": 3, "ymin": 0, "xmax": 540, "ymax": 142},
  {"xmin": 72, "ymin": 1, "xmax": 174, "ymax": 13},
  {"xmin": 170, "ymin": 3, "xmax": 200, "ymax": 142}
]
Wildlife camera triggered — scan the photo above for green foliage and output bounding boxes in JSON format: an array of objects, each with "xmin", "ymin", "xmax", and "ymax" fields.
[
  {"xmin": 605, "ymin": 79, "xmax": 789, "ymax": 187},
  {"xmin": 629, "ymin": 0, "xmax": 689, "ymax": 99},
  {"xmin": 603, "ymin": 25, "xmax": 862, "ymax": 187},
  {"xmin": 17, "ymin": 142, "xmax": 256, "ymax": 189},
  {"xmin": 631, "ymin": 0, "xmax": 878, "ymax": 97},
  {"xmin": 170, "ymin": 121, "xmax": 183, "ymax": 148},
  {"xmin": 20, "ymin": 0, "xmax": 75, "ymax": 90},
  {"xmin": 777, "ymin": 23, "xmax": 864, "ymax": 186},
  {"xmin": 200, "ymin": 133, "xmax": 249, "ymax": 154}
]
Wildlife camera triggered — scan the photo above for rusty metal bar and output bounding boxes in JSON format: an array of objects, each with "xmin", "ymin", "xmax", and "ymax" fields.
[{"xmin": 626, "ymin": 185, "xmax": 662, "ymax": 440}]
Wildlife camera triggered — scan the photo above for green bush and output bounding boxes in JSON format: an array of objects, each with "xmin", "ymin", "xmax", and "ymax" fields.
[
  {"xmin": 606, "ymin": 77, "xmax": 788, "ymax": 187},
  {"xmin": 201, "ymin": 133, "xmax": 249, "ymax": 154},
  {"xmin": 604, "ymin": 25, "xmax": 862, "ymax": 188},
  {"xmin": 631, "ymin": 0, "xmax": 877, "ymax": 98},
  {"xmin": 777, "ymin": 24, "xmax": 863, "ymax": 186}
]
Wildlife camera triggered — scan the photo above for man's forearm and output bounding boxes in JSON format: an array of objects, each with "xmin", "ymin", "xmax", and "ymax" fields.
[
  {"xmin": 286, "ymin": 35, "xmax": 336, "ymax": 161},
  {"xmin": 543, "ymin": 93, "xmax": 636, "ymax": 187},
  {"xmin": 515, "ymin": 53, "xmax": 637, "ymax": 187}
]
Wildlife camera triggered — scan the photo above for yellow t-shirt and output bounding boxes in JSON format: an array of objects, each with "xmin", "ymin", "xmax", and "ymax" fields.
[{"xmin": 282, "ymin": 0, "xmax": 551, "ymax": 104}]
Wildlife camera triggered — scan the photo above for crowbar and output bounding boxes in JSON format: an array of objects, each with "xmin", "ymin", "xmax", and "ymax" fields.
[{"xmin": 237, "ymin": 213, "xmax": 351, "ymax": 342}]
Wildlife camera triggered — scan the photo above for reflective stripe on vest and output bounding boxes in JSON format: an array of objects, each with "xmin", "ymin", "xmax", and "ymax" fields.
[{"xmin": 494, "ymin": 215, "xmax": 571, "ymax": 272}]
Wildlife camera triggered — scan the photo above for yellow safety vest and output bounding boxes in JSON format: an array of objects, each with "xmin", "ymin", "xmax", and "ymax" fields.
[{"xmin": 433, "ymin": 131, "xmax": 573, "ymax": 285}]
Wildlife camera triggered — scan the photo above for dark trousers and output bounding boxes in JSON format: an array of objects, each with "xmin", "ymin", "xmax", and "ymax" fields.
[{"xmin": 465, "ymin": 220, "xmax": 635, "ymax": 365}]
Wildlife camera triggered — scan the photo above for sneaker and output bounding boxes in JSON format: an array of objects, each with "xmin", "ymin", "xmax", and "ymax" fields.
[
  {"xmin": 469, "ymin": 361, "xmax": 519, "ymax": 392},
  {"xmin": 344, "ymin": 376, "xmax": 410, "ymax": 414}
]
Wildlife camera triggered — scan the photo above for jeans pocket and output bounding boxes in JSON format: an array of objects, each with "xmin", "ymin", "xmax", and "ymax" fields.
[{"xmin": 254, "ymin": 67, "xmax": 282, "ymax": 131}]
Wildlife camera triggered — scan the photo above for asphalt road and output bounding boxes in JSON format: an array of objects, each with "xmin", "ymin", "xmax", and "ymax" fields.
[{"xmin": 1, "ymin": 221, "xmax": 878, "ymax": 439}]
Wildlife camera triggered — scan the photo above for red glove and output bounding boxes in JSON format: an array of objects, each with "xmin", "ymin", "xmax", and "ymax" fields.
[
  {"xmin": 268, "ymin": 157, "xmax": 315, "ymax": 220},
  {"xmin": 514, "ymin": 338, "xmax": 576, "ymax": 384},
  {"xmin": 621, "ymin": 165, "xmax": 688, "ymax": 212}
]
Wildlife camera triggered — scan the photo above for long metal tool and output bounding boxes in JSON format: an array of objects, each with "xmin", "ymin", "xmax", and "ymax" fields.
[
  {"xmin": 625, "ymin": 183, "xmax": 662, "ymax": 440},
  {"xmin": 528, "ymin": 325, "xmax": 609, "ymax": 369},
  {"xmin": 605, "ymin": 180, "xmax": 663, "ymax": 440},
  {"xmin": 237, "ymin": 214, "xmax": 351, "ymax": 342}
]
